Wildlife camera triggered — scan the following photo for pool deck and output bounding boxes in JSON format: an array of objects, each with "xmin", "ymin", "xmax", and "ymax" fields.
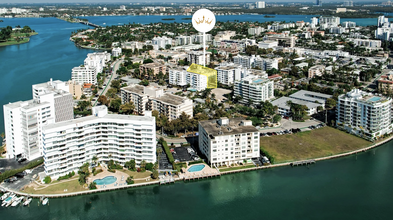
[
  {"xmin": 88, "ymin": 169, "xmax": 128, "ymax": 189},
  {"xmin": 181, "ymin": 163, "xmax": 220, "ymax": 180}
]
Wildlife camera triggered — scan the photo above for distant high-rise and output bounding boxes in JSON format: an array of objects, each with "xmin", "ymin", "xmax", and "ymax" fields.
[
  {"xmin": 256, "ymin": 1, "xmax": 266, "ymax": 9},
  {"xmin": 316, "ymin": 0, "xmax": 322, "ymax": 6},
  {"xmin": 344, "ymin": 1, "xmax": 353, "ymax": 7}
]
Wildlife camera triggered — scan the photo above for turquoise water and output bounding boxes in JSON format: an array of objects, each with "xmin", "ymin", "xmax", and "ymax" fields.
[
  {"xmin": 369, "ymin": 96, "xmax": 381, "ymax": 102},
  {"xmin": 93, "ymin": 176, "xmax": 117, "ymax": 185},
  {"xmin": 188, "ymin": 164, "xmax": 205, "ymax": 172}
]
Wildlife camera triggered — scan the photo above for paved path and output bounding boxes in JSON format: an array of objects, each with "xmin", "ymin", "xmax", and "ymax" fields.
[
  {"xmin": 93, "ymin": 58, "xmax": 123, "ymax": 107},
  {"xmin": 259, "ymin": 118, "xmax": 321, "ymax": 133}
]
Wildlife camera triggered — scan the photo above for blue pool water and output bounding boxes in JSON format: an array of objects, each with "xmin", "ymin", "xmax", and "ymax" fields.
[
  {"xmin": 188, "ymin": 164, "xmax": 205, "ymax": 172},
  {"xmin": 369, "ymin": 97, "xmax": 381, "ymax": 102},
  {"xmin": 94, "ymin": 176, "xmax": 117, "ymax": 185}
]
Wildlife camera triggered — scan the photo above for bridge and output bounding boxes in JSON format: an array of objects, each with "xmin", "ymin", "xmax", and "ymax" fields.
[{"xmin": 79, "ymin": 21, "xmax": 102, "ymax": 28}]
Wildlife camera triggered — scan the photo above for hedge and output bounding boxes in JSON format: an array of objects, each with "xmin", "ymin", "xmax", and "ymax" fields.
[
  {"xmin": 260, "ymin": 148, "xmax": 275, "ymax": 164},
  {"xmin": 0, "ymin": 158, "xmax": 44, "ymax": 183},
  {"xmin": 159, "ymin": 139, "xmax": 174, "ymax": 164},
  {"xmin": 188, "ymin": 160, "xmax": 204, "ymax": 165}
]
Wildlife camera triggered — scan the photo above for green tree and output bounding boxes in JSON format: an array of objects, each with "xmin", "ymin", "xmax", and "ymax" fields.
[
  {"xmin": 145, "ymin": 162, "xmax": 154, "ymax": 171},
  {"xmin": 125, "ymin": 159, "xmax": 136, "ymax": 171},
  {"xmin": 110, "ymin": 98, "xmax": 122, "ymax": 112},
  {"xmin": 77, "ymin": 100, "xmax": 90, "ymax": 111},
  {"xmin": 151, "ymin": 170, "xmax": 159, "ymax": 179},
  {"xmin": 119, "ymin": 101, "xmax": 135, "ymax": 114},
  {"xmin": 326, "ymin": 98, "xmax": 337, "ymax": 108},
  {"xmin": 126, "ymin": 176, "xmax": 134, "ymax": 185},
  {"xmin": 273, "ymin": 114, "xmax": 282, "ymax": 123},
  {"xmin": 43, "ymin": 176, "xmax": 51, "ymax": 184},
  {"xmin": 89, "ymin": 182, "xmax": 97, "ymax": 190}
]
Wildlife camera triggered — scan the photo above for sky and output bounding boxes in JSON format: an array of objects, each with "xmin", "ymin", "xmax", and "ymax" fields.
[{"xmin": 0, "ymin": 0, "xmax": 381, "ymax": 4}]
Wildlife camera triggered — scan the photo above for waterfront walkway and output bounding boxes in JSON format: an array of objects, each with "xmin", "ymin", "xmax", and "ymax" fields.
[{"xmin": 2, "ymin": 135, "xmax": 392, "ymax": 198}]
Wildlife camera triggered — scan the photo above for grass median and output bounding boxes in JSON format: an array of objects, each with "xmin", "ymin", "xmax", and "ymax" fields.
[{"xmin": 260, "ymin": 126, "xmax": 371, "ymax": 163}]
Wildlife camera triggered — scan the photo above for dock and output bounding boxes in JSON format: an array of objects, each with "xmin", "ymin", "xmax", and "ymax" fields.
[
  {"xmin": 290, "ymin": 160, "xmax": 316, "ymax": 167},
  {"xmin": 159, "ymin": 178, "xmax": 175, "ymax": 185},
  {"xmin": 183, "ymin": 173, "xmax": 221, "ymax": 182}
]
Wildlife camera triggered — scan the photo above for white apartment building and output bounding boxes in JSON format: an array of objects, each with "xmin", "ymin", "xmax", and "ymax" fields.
[
  {"xmin": 188, "ymin": 51, "xmax": 211, "ymax": 66},
  {"xmin": 342, "ymin": 21, "xmax": 356, "ymax": 28},
  {"xmin": 169, "ymin": 68, "xmax": 188, "ymax": 86},
  {"xmin": 233, "ymin": 54, "xmax": 256, "ymax": 69},
  {"xmin": 168, "ymin": 68, "xmax": 208, "ymax": 91},
  {"xmin": 3, "ymin": 79, "xmax": 75, "ymax": 160},
  {"xmin": 255, "ymin": 57, "xmax": 279, "ymax": 71},
  {"xmin": 308, "ymin": 65, "xmax": 326, "ymax": 78},
  {"xmin": 42, "ymin": 106, "xmax": 156, "ymax": 179},
  {"xmin": 112, "ymin": 47, "xmax": 122, "ymax": 57},
  {"xmin": 319, "ymin": 16, "xmax": 340, "ymax": 28},
  {"xmin": 215, "ymin": 65, "xmax": 244, "ymax": 85},
  {"xmin": 191, "ymin": 33, "xmax": 212, "ymax": 44},
  {"xmin": 336, "ymin": 89, "xmax": 393, "ymax": 140},
  {"xmin": 352, "ymin": 39, "xmax": 382, "ymax": 48},
  {"xmin": 234, "ymin": 76, "xmax": 274, "ymax": 104},
  {"xmin": 150, "ymin": 93, "xmax": 193, "ymax": 121},
  {"xmin": 71, "ymin": 52, "xmax": 111, "ymax": 85},
  {"xmin": 175, "ymin": 35, "xmax": 192, "ymax": 46},
  {"xmin": 32, "ymin": 79, "xmax": 74, "ymax": 123},
  {"xmin": 4, "ymin": 100, "xmax": 53, "ymax": 160},
  {"xmin": 256, "ymin": 1, "xmax": 266, "ymax": 8},
  {"xmin": 248, "ymin": 27, "xmax": 265, "ymax": 36},
  {"xmin": 329, "ymin": 27, "xmax": 346, "ymax": 34},
  {"xmin": 198, "ymin": 117, "xmax": 260, "ymax": 167},
  {"xmin": 152, "ymin": 36, "xmax": 173, "ymax": 49},
  {"xmin": 258, "ymin": 40, "xmax": 278, "ymax": 49},
  {"xmin": 121, "ymin": 41, "xmax": 144, "ymax": 50}
]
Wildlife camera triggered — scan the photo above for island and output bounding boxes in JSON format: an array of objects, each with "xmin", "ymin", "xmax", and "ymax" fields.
[
  {"xmin": 0, "ymin": 25, "xmax": 38, "ymax": 47},
  {"xmin": 162, "ymin": 18, "xmax": 175, "ymax": 20},
  {"xmin": 264, "ymin": 15, "xmax": 275, "ymax": 18},
  {"xmin": 181, "ymin": 17, "xmax": 192, "ymax": 20}
]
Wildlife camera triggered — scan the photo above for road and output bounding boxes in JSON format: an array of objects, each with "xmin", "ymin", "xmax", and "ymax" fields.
[
  {"xmin": 1, "ymin": 165, "xmax": 44, "ymax": 191},
  {"xmin": 93, "ymin": 58, "xmax": 123, "ymax": 107}
]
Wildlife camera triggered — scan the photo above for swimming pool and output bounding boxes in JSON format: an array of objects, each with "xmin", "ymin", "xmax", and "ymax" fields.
[
  {"xmin": 187, "ymin": 164, "xmax": 205, "ymax": 172},
  {"xmin": 93, "ymin": 176, "xmax": 117, "ymax": 185},
  {"xmin": 369, "ymin": 96, "xmax": 381, "ymax": 102}
]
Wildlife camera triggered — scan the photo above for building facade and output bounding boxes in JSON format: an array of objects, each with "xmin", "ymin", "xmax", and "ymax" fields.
[
  {"xmin": 188, "ymin": 51, "xmax": 211, "ymax": 66},
  {"xmin": 198, "ymin": 117, "xmax": 260, "ymax": 167},
  {"xmin": 42, "ymin": 106, "xmax": 156, "ymax": 179},
  {"xmin": 139, "ymin": 63, "xmax": 167, "ymax": 75},
  {"xmin": 336, "ymin": 89, "xmax": 392, "ymax": 140},
  {"xmin": 150, "ymin": 93, "xmax": 193, "ymax": 121},
  {"xmin": 234, "ymin": 76, "xmax": 274, "ymax": 104}
]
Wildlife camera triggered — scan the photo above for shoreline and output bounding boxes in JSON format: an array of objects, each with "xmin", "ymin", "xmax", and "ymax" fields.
[
  {"xmin": 2, "ymin": 134, "xmax": 392, "ymax": 198},
  {"xmin": 0, "ymin": 32, "xmax": 38, "ymax": 47}
]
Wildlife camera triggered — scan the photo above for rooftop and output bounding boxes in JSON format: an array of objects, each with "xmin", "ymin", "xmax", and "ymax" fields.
[
  {"xmin": 199, "ymin": 118, "xmax": 258, "ymax": 137},
  {"xmin": 289, "ymin": 90, "xmax": 332, "ymax": 102},
  {"xmin": 271, "ymin": 97, "xmax": 321, "ymax": 110},
  {"xmin": 43, "ymin": 113, "xmax": 155, "ymax": 131},
  {"xmin": 153, "ymin": 93, "xmax": 189, "ymax": 106}
]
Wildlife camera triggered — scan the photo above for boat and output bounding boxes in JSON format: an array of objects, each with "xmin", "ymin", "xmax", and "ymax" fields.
[
  {"xmin": 1, "ymin": 192, "xmax": 10, "ymax": 200},
  {"xmin": 42, "ymin": 197, "xmax": 49, "ymax": 205},
  {"xmin": 23, "ymin": 198, "xmax": 32, "ymax": 206},
  {"xmin": 11, "ymin": 196, "xmax": 24, "ymax": 207},
  {"xmin": 2, "ymin": 194, "xmax": 16, "ymax": 207}
]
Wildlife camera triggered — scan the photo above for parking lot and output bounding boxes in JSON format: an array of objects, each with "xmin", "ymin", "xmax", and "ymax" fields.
[
  {"xmin": 1, "ymin": 165, "xmax": 45, "ymax": 191},
  {"xmin": 260, "ymin": 123, "xmax": 326, "ymax": 137},
  {"xmin": 0, "ymin": 157, "xmax": 41, "ymax": 173},
  {"xmin": 157, "ymin": 144, "xmax": 172, "ymax": 171},
  {"xmin": 172, "ymin": 146, "xmax": 199, "ymax": 163}
]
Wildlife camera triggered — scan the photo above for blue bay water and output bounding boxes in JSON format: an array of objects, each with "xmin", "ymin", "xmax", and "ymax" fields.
[{"xmin": 0, "ymin": 141, "xmax": 393, "ymax": 219}]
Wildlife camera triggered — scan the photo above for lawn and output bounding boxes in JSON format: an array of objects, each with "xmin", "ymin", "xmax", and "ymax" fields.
[
  {"xmin": 120, "ymin": 169, "xmax": 152, "ymax": 179},
  {"xmin": 260, "ymin": 126, "xmax": 371, "ymax": 163},
  {"xmin": 24, "ymin": 178, "xmax": 86, "ymax": 194},
  {"xmin": 0, "ymin": 32, "xmax": 38, "ymax": 47},
  {"xmin": 219, "ymin": 164, "xmax": 256, "ymax": 172}
]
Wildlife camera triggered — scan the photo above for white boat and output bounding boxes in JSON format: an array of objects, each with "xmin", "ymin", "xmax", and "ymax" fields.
[
  {"xmin": 23, "ymin": 198, "xmax": 32, "ymax": 206},
  {"xmin": 1, "ymin": 193, "xmax": 16, "ymax": 207},
  {"xmin": 42, "ymin": 198, "xmax": 49, "ymax": 205},
  {"xmin": 1, "ymin": 192, "xmax": 10, "ymax": 200},
  {"xmin": 11, "ymin": 196, "xmax": 23, "ymax": 207},
  {"xmin": 2, "ymin": 194, "xmax": 15, "ymax": 206}
]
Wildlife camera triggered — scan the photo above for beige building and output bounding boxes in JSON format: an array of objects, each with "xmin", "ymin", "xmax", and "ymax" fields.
[
  {"xmin": 378, "ymin": 73, "xmax": 393, "ymax": 93},
  {"xmin": 121, "ymin": 84, "xmax": 163, "ymax": 115},
  {"xmin": 67, "ymin": 80, "xmax": 83, "ymax": 99},
  {"xmin": 150, "ymin": 93, "xmax": 193, "ymax": 121},
  {"xmin": 308, "ymin": 65, "xmax": 326, "ymax": 78},
  {"xmin": 121, "ymin": 84, "xmax": 193, "ymax": 120},
  {"xmin": 139, "ymin": 62, "xmax": 167, "ymax": 75}
]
